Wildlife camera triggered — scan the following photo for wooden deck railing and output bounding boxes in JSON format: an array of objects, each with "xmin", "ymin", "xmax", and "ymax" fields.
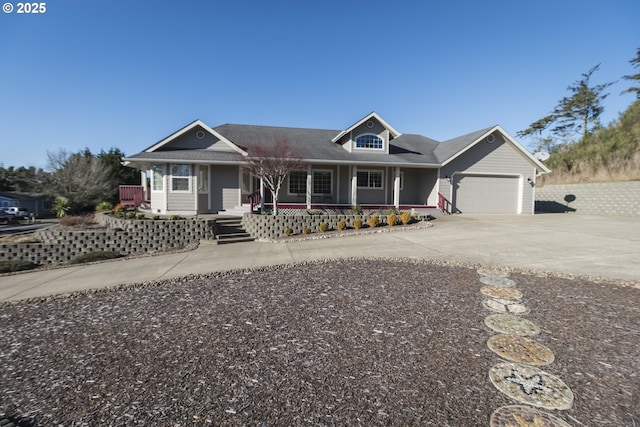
[
  {"xmin": 119, "ymin": 185, "xmax": 147, "ymax": 207},
  {"xmin": 247, "ymin": 190, "xmax": 262, "ymax": 212},
  {"xmin": 437, "ymin": 192, "xmax": 451, "ymax": 214}
]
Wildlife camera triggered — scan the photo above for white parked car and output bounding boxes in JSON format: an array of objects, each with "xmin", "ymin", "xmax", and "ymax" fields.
[{"xmin": 4, "ymin": 207, "xmax": 29, "ymax": 218}]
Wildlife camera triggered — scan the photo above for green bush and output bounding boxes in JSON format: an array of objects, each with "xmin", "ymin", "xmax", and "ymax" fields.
[
  {"xmin": 52, "ymin": 196, "xmax": 72, "ymax": 218},
  {"xmin": 319, "ymin": 222, "xmax": 329, "ymax": 232},
  {"xmin": 400, "ymin": 212, "xmax": 413, "ymax": 225},
  {"xmin": 368, "ymin": 215, "xmax": 380, "ymax": 228},
  {"xmin": 136, "ymin": 213, "xmax": 146, "ymax": 220},
  {"xmin": 337, "ymin": 220, "xmax": 347, "ymax": 230},
  {"xmin": 284, "ymin": 226, "xmax": 293, "ymax": 236},
  {"xmin": 152, "ymin": 215, "xmax": 160, "ymax": 221},
  {"xmin": 167, "ymin": 215, "xmax": 181, "ymax": 220},
  {"xmin": 0, "ymin": 260, "xmax": 40, "ymax": 273},
  {"xmin": 352, "ymin": 204, "xmax": 363, "ymax": 215},
  {"xmin": 126, "ymin": 212, "xmax": 136, "ymax": 219},
  {"xmin": 387, "ymin": 213, "xmax": 397, "ymax": 226},
  {"xmin": 69, "ymin": 251, "xmax": 123, "ymax": 264},
  {"xmin": 303, "ymin": 226, "xmax": 311, "ymax": 234},
  {"xmin": 353, "ymin": 218, "xmax": 363, "ymax": 229},
  {"xmin": 95, "ymin": 201, "xmax": 113, "ymax": 211}
]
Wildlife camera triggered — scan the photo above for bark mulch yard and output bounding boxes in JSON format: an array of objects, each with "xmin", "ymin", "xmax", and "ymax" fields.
[{"xmin": 1, "ymin": 259, "xmax": 638, "ymax": 426}]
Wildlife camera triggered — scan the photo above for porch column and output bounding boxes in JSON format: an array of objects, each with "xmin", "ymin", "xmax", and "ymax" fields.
[
  {"xmin": 351, "ymin": 165, "xmax": 358, "ymax": 206},
  {"xmin": 141, "ymin": 170, "xmax": 148, "ymax": 201},
  {"xmin": 260, "ymin": 178, "xmax": 265, "ymax": 212},
  {"xmin": 306, "ymin": 164, "xmax": 312, "ymax": 209},
  {"xmin": 393, "ymin": 167, "xmax": 401, "ymax": 209}
]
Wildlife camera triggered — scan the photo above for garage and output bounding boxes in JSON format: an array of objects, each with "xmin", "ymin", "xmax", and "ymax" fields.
[{"xmin": 452, "ymin": 174, "xmax": 520, "ymax": 213}]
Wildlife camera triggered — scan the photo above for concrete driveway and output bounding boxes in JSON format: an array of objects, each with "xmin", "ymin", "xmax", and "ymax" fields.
[{"xmin": 1, "ymin": 214, "xmax": 638, "ymax": 302}]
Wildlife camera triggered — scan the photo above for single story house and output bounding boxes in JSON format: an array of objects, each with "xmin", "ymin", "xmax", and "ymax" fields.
[
  {"xmin": 0, "ymin": 191, "xmax": 54, "ymax": 217},
  {"xmin": 122, "ymin": 112, "xmax": 550, "ymax": 215}
]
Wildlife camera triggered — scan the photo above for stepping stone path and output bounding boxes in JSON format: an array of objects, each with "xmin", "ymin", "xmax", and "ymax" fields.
[
  {"xmin": 490, "ymin": 405, "xmax": 572, "ymax": 427},
  {"xmin": 477, "ymin": 268, "xmax": 576, "ymax": 426}
]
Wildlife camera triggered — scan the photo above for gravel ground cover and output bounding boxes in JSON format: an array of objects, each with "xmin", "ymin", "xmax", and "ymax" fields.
[{"xmin": 1, "ymin": 259, "xmax": 638, "ymax": 426}]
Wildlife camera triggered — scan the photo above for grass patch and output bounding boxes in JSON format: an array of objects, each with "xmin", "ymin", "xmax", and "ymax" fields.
[
  {"xmin": 69, "ymin": 251, "xmax": 123, "ymax": 264},
  {"xmin": 0, "ymin": 260, "xmax": 40, "ymax": 273}
]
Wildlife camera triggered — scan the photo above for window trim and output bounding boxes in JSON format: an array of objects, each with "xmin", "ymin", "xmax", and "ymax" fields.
[
  {"xmin": 312, "ymin": 169, "xmax": 333, "ymax": 196},
  {"xmin": 151, "ymin": 164, "xmax": 165, "ymax": 192},
  {"xmin": 170, "ymin": 163, "xmax": 191, "ymax": 193},
  {"xmin": 357, "ymin": 169, "xmax": 384, "ymax": 190},
  {"xmin": 354, "ymin": 133, "xmax": 384, "ymax": 150},
  {"xmin": 198, "ymin": 165, "xmax": 209, "ymax": 194},
  {"xmin": 288, "ymin": 170, "xmax": 307, "ymax": 195}
]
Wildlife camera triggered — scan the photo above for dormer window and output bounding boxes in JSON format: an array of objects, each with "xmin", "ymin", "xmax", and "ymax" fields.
[{"xmin": 355, "ymin": 134, "xmax": 384, "ymax": 150}]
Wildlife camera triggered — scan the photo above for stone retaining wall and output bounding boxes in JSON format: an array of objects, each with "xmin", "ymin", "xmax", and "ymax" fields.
[
  {"xmin": 535, "ymin": 181, "xmax": 640, "ymax": 217},
  {"xmin": 242, "ymin": 213, "xmax": 421, "ymax": 240},
  {"xmin": 0, "ymin": 214, "xmax": 213, "ymax": 264}
]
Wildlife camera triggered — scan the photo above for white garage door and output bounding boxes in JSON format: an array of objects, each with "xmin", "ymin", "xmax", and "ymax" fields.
[{"xmin": 453, "ymin": 175, "xmax": 519, "ymax": 213}]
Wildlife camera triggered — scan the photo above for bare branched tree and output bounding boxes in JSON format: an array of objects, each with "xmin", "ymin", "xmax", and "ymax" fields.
[
  {"xmin": 46, "ymin": 149, "xmax": 118, "ymax": 213},
  {"xmin": 242, "ymin": 139, "xmax": 305, "ymax": 215}
]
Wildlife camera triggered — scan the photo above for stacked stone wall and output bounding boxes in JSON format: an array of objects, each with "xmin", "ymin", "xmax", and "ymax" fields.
[
  {"xmin": 0, "ymin": 214, "xmax": 213, "ymax": 265},
  {"xmin": 535, "ymin": 181, "xmax": 640, "ymax": 217},
  {"xmin": 241, "ymin": 213, "xmax": 424, "ymax": 240}
]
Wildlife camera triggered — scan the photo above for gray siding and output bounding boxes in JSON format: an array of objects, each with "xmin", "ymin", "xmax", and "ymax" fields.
[
  {"xmin": 400, "ymin": 168, "xmax": 437, "ymax": 205},
  {"xmin": 439, "ymin": 134, "xmax": 537, "ymax": 214},
  {"xmin": 167, "ymin": 192, "xmax": 195, "ymax": 213}
]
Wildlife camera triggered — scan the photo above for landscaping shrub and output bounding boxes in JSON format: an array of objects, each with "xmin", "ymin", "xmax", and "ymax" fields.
[
  {"xmin": 352, "ymin": 204, "xmax": 363, "ymax": 215},
  {"xmin": 126, "ymin": 212, "xmax": 136, "ymax": 219},
  {"xmin": 387, "ymin": 213, "xmax": 397, "ymax": 226},
  {"xmin": 69, "ymin": 251, "xmax": 123, "ymax": 264},
  {"xmin": 319, "ymin": 222, "xmax": 329, "ymax": 232},
  {"xmin": 95, "ymin": 201, "xmax": 113, "ymax": 211},
  {"xmin": 284, "ymin": 227, "xmax": 293, "ymax": 236},
  {"xmin": 337, "ymin": 220, "xmax": 347, "ymax": 230},
  {"xmin": 303, "ymin": 226, "xmax": 311, "ymax": 234},
  {"xmin": 136, "ymin": 213, "xmax": 146, "ymax": 220},
  {"xmin": 0, "ymin": 260, "xmax": 40, "ymax": 273},
  {"xmin": 353, "ymin": 219, "xmax": 363, "ymax": 229},
  {"xmin": 368, "ymin": 215, "xmax": 380, "ymax": 228},
  {"xmin": 52, "ymin": 196, "xmax": 71, "ymax": 218},
  {"xmin": 167, "ymin": 215, "xmax": 181, "ymax": 220},
  {"xmin": 152, "ymin": 215, "xmax": 160, "ymax": 221},
  {"xmin": 400, "ymin": 212, "xmax": 412, "ymax": 225},
  {"xmin": 113, "ymin": 203, "xmax": 127, "ymax": 215}
]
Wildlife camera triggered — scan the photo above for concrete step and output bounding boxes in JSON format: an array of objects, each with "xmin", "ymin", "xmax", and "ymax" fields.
[
  {"xmin": 213, "ymin": 216, "xmax": 254, "ymax": 244},
  {"xmin": 216, "ymin": 235, "xmax": 255, "ymax": 244}
]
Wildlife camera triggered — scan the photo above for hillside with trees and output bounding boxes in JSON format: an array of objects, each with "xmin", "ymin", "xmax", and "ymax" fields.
[{"xmin": 519, "ymin": 48, "xmax": 640, "ymax": 185}]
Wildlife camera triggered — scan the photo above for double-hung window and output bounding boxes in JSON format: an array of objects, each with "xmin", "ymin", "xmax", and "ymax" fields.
[
  {"xmin": 357, "ymin": 170, "xmax": 383, "ymax": 189},
  {"xmin": 312, "ymin": 170, "xmax": 332, "ymax": 195},
  {"xmin": 171, "ymin": 164, "xmax": 190, "ymax": 192},
  {"xmin": 288, "ymin": 171, "xmax": 307, "ymax": 194}
]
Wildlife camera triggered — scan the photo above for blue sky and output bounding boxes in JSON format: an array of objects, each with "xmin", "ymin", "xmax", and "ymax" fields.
[{"xmin": 1, "ymin": 0, "xmax": 638, "ymax": 168}]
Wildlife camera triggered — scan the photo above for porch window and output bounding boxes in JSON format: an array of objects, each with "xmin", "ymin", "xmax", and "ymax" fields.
[
  {"xmin": 355, "ymin": 134, "xmax": 384, "ymax": 150},
  {"xmin": 198, "ymin": 165, "xmax": 209, "ymax": 193},
  {"xmin": 313, "ymin": 170, "xmax": 332, "ymax": 195},
  {"xmin": 288, "ymin": 171, "xmax": 306, "ymax": 194},
  {"xmin": 152, "ymin": 165, "xmax": 164, "ymax": 191},
  {"xmin": 171, "ymin": 164, "xmax": 190, "ymax": 192},
  {"xmin": 357, "ymin": 170, "xmax": 383, "ymax": 189}
]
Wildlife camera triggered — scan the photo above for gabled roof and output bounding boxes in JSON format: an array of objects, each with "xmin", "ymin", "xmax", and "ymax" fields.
[
  {"xmin": 436, "ymin": 125, "xmax": 550, "ymax": 173},
  {"xmin": 331, "ymin": 112, "xmax": 401, "ymax": 143},
  {"xmin": 125, "ymin": 115, "xmax": 549, "ymax": 173},
  {"xmin": 144, "ymin": 119, "xmax": 246, "ymax": 155}
]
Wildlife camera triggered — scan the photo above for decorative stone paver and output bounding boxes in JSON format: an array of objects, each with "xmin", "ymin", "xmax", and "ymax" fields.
[
  {"xmin": 490, "ymin": 405, "xmax": 572, "ymax": 426},
  {"xmin": 489, "ymin": 362, "xmax": 574, "ymax": 410},
  {"xmin": 481, "ymin": 285, "xmax": 523, "ymax": 300},
  {"xmin": 483, "ymin": 298, "xmax": 531, "ymax": 315},
  {"xmin": 480, "ymin": 276, "xmax": 517, "ymax": 287},
  {"xmin": 484, "ymin": 314, "xmax": 541, "ymax": 336},
  {"xmin": 477, "ymin": 267, "xmax": 510, "ymax": 278},
  {"xmin": 487, "ymin": 334, "xmax": 555, "ymax": 366}
]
